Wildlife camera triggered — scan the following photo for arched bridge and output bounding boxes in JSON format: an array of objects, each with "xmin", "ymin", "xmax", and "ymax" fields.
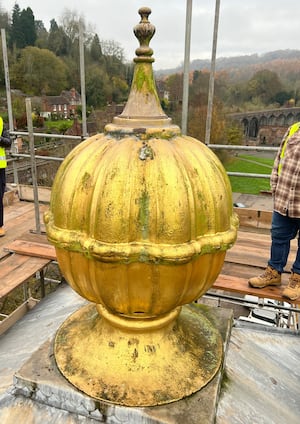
[{"xmin": 229, "ymin": 107, "xmax": 300, "ymax": 145}]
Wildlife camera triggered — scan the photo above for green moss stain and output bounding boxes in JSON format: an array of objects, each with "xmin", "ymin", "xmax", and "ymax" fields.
[
  {"xmin": 81, "ymin": 172, "xmax": 92, "ymax": 191},
  {"xmin": 138, "ymin": 191, "xmax": 150, "ymax": 239},
  {"xmin": 133, "ymin": 63, "xmax": 157, "ymax": 94}
]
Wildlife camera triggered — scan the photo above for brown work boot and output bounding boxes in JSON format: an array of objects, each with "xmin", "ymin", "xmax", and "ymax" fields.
[
  {"xmin": 0, "ymin": 227, "xmax": 5, "ymax": 237},
  {"xmin": 282, "ymin": 273, "xmax": 300, "ymax": 300},
  {"xmin": 248, "ymin": 266, "xmax": 281, "ymax": 288}
]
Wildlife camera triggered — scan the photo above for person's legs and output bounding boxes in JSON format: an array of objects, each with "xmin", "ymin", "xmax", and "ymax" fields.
[
  {"xmin": 291, "ymin": 229, "xmax": 300, "ymax": 274},
  {"xmin": 268, "ymin": 211, "xmax": 298, "ymax": 273},
  {"xmin": 0, "ymin": 168, "xmax": 5, "ymax": 228},
  {"xmin": 282, "ymin": 221, "xmax": 300, "ymax": 300},
  {"xmin": 249, "ymin": 211, "xmax": 298, "ymax": 288}
]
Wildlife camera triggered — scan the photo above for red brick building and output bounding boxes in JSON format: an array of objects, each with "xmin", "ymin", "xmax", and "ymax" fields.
[{"xmin": 41, "ymin": 88, "xmax": 81, "ymax": 119}]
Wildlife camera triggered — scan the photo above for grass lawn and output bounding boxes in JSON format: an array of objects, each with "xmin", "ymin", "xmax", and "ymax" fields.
[
  {"xmin": 224, "ymin": 154, "xmax": 275, "ymax": 194},
  {"xmin": 44, "ymin": 119, "xmax": 74, "ymax": 133}
]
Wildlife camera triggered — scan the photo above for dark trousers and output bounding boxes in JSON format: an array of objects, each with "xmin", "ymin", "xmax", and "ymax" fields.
[
  {"xmin": 268, "ymin": 211, "xmax": 300, "ymax": 274},
  {"xmin": 0, "ymin": 168, "xmax": 6, "ymax": 227}
]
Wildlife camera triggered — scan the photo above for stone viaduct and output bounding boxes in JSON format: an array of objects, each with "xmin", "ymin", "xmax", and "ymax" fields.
[{"xmin": 229, "ymin": 107, "xmax": 300, "ymax": 146}]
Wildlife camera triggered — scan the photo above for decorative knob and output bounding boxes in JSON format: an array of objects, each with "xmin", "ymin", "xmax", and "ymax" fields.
[{"xmin": 134, "ymin": 7, "xmax": 155, "ymax": 62}]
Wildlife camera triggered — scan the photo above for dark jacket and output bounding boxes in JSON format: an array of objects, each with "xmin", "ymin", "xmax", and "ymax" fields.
[{"xmin": 0, "ymin": 129, "xmax": 12, "ymax": 148}]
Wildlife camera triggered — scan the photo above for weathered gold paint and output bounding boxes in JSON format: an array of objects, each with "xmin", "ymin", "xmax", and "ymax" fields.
[
  {"xmin": 45, "ymin": 7, "xmax": 238, "ymax": 406},
  {"xmin": 54, "ymin": 303, "xmax": 223, "ymax": 406}
]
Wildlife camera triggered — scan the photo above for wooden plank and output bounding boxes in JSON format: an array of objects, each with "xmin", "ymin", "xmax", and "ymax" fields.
[
  {"xmin": 4, "ymin": 239, "xmax": 56, "ymax": 260},
  {"xmin": 233, "ymin": 233, "xmax": 271, "ymax": 249},
  {"xmin": 212, "ymin": 274, "xmax": 300, "ymax": 305},
  {"xmin": 0, "ymin": 254, "xmax": 51, "ymax": 299},
  {"xmin": 225, "ymin": 230, "xmax": 297, "ymax": 271},
  {"xmin": 1, "ymin": 203, "xmax": 49, "ymax": 254},
  {"xmin": 221, "ymin": 262, "xmax": 261, "ymax": 279},
  {"xmin": 18, "ymin": 232, "xmax": 49, "ymax": 244},
  {"xmin": 0, "ymin": 250, "xmax": 11, "ymax": 261},
  {"xmin": 236, "ymin": 230, "xmax": 271, "ymax": 243},
  {"xmin": 4, "ymin": 201, "xmax": 36, "ymax": 221},
  {"xmin": 226, "ymin": 251, "xmax": 270, "ymax": 269},
  {"xmin": 18, "ymin": 185, "xmax": 51, "ymax": 203},
  {"xmin": 0, "ymin": 298, "xmax": 38, "ymax": 336},
  {"xmin": 234, "ymin": 207, "xmax": 272, "ymax": 229}
]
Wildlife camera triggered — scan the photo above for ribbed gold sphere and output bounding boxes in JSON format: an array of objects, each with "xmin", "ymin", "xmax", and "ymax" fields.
[
  {"xmin": 45, "ymin": 7, "xmax": 238, "ymax": 407},
  {"xmin": 45, "ymin": 130, "xmax": 237, "ymax": 317}
]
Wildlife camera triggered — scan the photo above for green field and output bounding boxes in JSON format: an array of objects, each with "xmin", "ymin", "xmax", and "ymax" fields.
[{"xmin": 224, "ymin": 154, "xmax": 274, "ymax": 194}]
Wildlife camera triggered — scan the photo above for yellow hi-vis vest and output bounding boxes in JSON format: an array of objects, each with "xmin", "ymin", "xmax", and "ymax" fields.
[
  {"xmin": 278, "ymin": 122, "xmax": 300, "ymax": 175},
  {"xmin": 0, "ymin": 116, "xmax": 7, "ymax": 168}
]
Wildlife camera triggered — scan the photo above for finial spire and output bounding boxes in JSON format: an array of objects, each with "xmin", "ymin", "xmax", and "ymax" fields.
[{"xmin": 105, "ymin": 7, "xmax": 180, "ymax": 135}]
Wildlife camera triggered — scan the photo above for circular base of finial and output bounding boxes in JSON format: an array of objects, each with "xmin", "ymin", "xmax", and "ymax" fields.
[{"xmin": 54, "ymin": 303, "xmax": 223, "ymax": 407}]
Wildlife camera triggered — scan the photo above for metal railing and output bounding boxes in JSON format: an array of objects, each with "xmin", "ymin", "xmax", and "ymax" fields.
[
  {"xmin": 7, "ymin": 127, "xmax": 277, "ymax": 232},
  {"xmin": 6, "ymin": 121, "xmax": 288, "ymax": 326},
  {"xmin": 208, "ymin": 143, "xmax": 277, "ymax": 179}
]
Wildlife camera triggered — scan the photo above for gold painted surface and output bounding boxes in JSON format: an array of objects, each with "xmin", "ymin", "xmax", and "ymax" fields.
[
  {"xmin": 44, "ymin": 131, "xmax": 238, "ymax": 316},
  {"xmin": 44, "ymin": 134, "xmax": 237, "ymax": 254},
  {"xmin": 44, "ymin": 7, "xmax": 238, "ymax": 406},
  {"xmin": 54, "ymin": 248, "xmax": 226, "ymax": 316},
  {"xmin": 54, "ymin": 303, "xmax": 223, "ymax": 406}
]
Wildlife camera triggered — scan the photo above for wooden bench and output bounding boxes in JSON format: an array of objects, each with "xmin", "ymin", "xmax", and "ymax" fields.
[{"xmin": 0, "ymin": 253, "xmax": 52, "ymax": 335}]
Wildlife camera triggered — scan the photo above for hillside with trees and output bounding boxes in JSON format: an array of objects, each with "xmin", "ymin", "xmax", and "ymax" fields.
[
  {"xmin": 0, "ymin": 3, "xmax": 299, "ymax": 147},
  {"xmin": 0, "ymin": 3, "xmax": 133, "ymax": 112}
]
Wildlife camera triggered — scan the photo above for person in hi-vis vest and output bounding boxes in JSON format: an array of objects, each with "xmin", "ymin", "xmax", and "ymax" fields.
[
  {"xmin": 248, "ymin": 122, "xmax": 300, "ymax": 301},
  {"xmin": 0, "ymin": 117, "xmax": 12, "ymax": 237}
]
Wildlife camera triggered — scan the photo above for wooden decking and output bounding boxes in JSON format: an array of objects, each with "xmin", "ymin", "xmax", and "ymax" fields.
[
  {"xmin": 216, "ymin": 229, "xmax": 299, "ymax": 303},
  {"xmin": 0, "ymin": 201, "xmax": 54, "ymax": 334},
  {"xmin": 0, "ymin": 199, "xmax": 299, "ymax": 334},
  {"xmin": 0, "ymin": 200, "xmax": 49, "ymax": 259}
]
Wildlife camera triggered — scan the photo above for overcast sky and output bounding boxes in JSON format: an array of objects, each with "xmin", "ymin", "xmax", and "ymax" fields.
[{"xmin": 3, "ymin": 0, "xmax": 300, "ymax": 70}]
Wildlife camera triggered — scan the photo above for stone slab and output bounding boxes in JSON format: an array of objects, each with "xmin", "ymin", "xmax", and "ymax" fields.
[
  {"xmin": 216, "ymin": 322, "xmax": 300, "ymax": 424},
  {"xmin": 11, "ymin": 304, "xmax": 234, "ymax": 424}
]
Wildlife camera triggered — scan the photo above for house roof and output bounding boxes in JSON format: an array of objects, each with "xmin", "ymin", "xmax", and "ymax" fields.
[
  {"xmin": 44, "ymin": 96, "xmax": 68, "ymax": 105},
  {"xmin": 61, "ymin": 89, "xmax": 81, "ymax": 102}
]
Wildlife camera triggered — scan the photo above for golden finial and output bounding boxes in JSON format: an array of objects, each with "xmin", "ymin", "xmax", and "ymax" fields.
[{"xmin": 134, "ymin": 7, "xmax": 155, "ymax": 62}]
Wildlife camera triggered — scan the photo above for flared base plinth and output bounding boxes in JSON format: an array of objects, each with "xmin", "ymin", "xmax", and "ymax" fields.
[{"xmin": 54, "ymin": 303, "xmax": 223, "ymax": 407}]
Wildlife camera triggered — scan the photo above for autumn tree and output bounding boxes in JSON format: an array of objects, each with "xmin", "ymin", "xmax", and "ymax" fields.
[
  {"xmin": 272, "ymin": 90, "xmax": 293, "ymax": 106},
  {"xmin": 85, "ymin": 64, "xmax": 112, "ymax": 107},
  {"xmin": 165, "ymin": 73, "xmax": 183, "ymax": 104},
  {"xmin": 187, "ymin": 100, "xmax": 226, "ymax": 145},
  {"xmin": 225, "ymin": 120, "xmax": 243, "ymax": 145},
  {"xmin": 111, "ymin": 76, "xmax": 129, "ymax": 103},
  {"xmin": 246, "ymin": 69, "xmax": 283, "ymax": 105},
  {"xmin": 11, "ymin": 46, "xmax": 68, "ymax": 95},
  {"xmin": 189, "ymin": 70, "xmax": 210, "ymax": 106}
]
